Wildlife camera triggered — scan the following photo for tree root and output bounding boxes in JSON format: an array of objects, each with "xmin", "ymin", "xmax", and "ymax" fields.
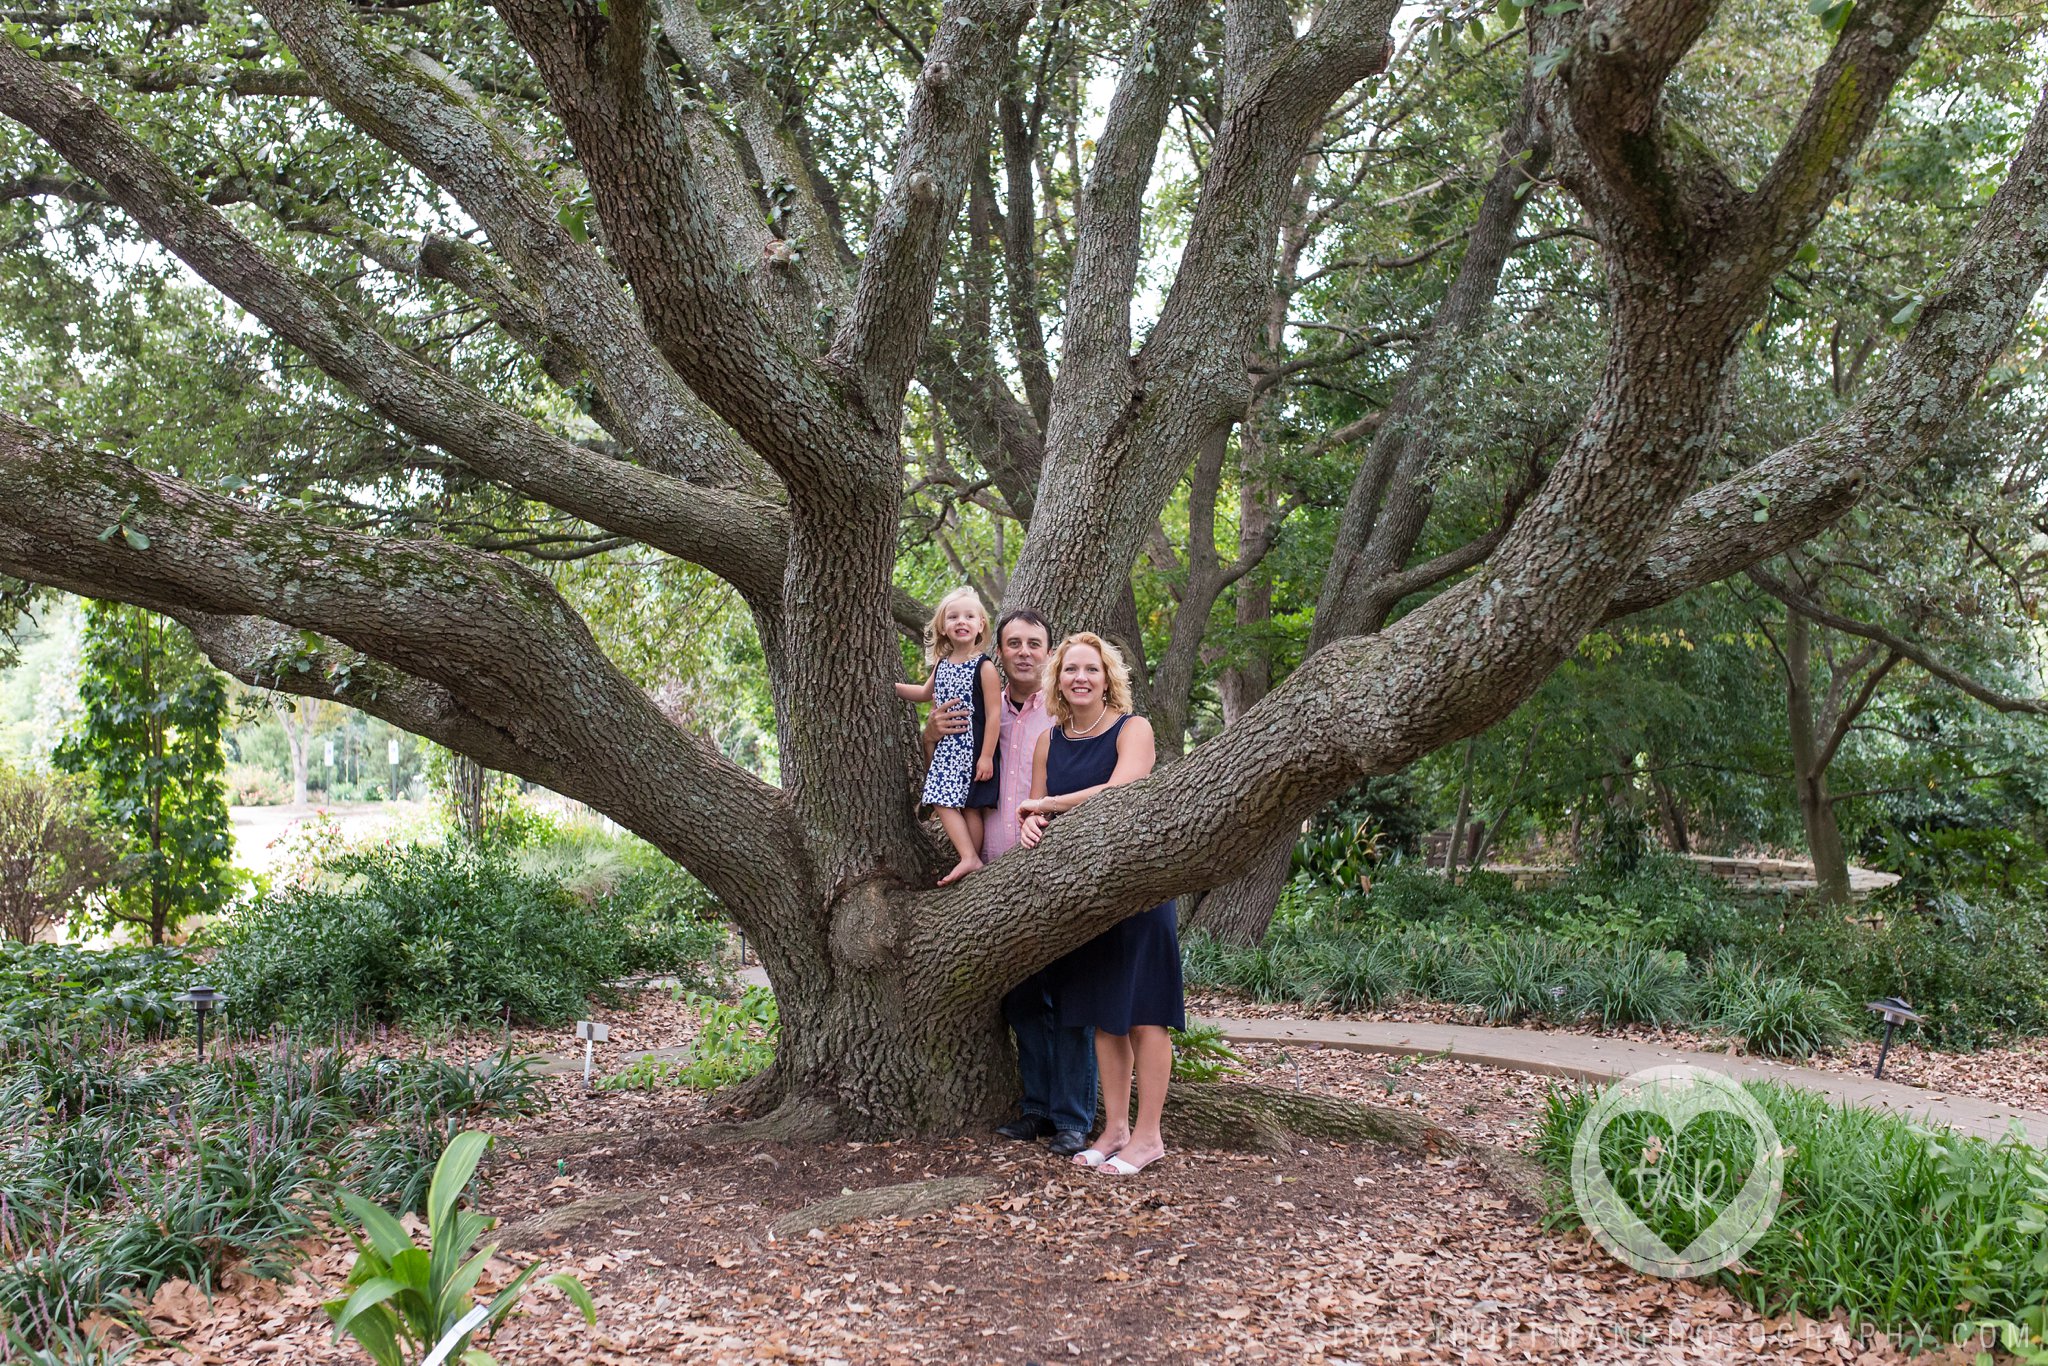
[
  {"xmin": 769, "ymin": 1176, "xmax": 998, "ymax": 1240},
  {"xmin": 691, "ymin": 1091, "xmax": 841, "ymax": 1146},
  {"xmin": 1163, "ymin": 1081, "xmax": 1546, "ymax": 1206},
  {"xmin": 499, "ymin": 1192, "xmax": 643, "ymax": 1249}
]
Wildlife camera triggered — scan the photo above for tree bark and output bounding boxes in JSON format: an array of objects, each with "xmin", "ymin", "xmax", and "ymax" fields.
[
  {"xmin": 0, "ymin": 0, "xmax": 2034, "ymax": 1140},
  {"xmin": 1783, "ymin": 609, "xmax": 1852, "ymax": 906}
]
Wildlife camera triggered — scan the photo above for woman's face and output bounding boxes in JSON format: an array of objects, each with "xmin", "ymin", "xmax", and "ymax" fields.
[{"xmin": 1060, "ymin": 644, "xmax": 1105, "ymax": 710}]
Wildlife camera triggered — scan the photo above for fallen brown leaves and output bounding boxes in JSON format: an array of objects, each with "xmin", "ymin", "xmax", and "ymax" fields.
[{"xmin": 103, "ymin": 1000, "xmax": 1985, "ymax": 1366}]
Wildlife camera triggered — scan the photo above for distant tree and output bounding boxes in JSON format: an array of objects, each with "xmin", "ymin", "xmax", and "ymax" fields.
[
  {"xmin": 0, "ymin": 761, "xmax": 112, "ymax": 942},
  {"xmin": 54, "ymin": 603, "xmax": 235, "ymax": 943}
]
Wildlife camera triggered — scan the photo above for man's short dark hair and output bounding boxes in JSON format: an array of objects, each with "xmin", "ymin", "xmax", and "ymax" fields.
[{"xmin": 995, "ymin": 607, "xmax": 1053, "ymax": 642}]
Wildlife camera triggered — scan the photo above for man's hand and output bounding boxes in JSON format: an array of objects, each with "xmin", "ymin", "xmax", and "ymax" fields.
[{"xmin": 923, "ymin": 699, "xmax": 972, "ymax": 744}]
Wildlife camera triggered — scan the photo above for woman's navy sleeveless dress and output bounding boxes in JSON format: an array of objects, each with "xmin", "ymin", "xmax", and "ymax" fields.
[{"xmin": 1045, "ymin": 714, "xmax": 1186, "ymax": 1035}]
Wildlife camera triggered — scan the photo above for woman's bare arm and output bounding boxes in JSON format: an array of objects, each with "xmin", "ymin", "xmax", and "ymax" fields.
[{"xmin": 1020, "ymin": 715, "xmax": 1155, "ymax": 817}]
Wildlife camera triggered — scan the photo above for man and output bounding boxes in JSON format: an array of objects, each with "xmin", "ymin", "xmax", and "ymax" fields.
[{"xmin": 926, "ymin": 606, "xmax": 1096, "ymax": 1156}]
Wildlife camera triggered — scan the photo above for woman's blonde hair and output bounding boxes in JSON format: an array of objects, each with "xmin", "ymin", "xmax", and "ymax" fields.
[
  {"xmin": 1046, "ymin": 632, "xmax": 1133, "ymax": 729},
  {"xmin": 923, "ymin": 586, "xmax": 990, "ymax": 665}
]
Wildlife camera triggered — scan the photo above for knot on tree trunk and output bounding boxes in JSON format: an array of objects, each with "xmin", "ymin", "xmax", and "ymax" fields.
[{"xmin": 828, "ymin": 877, "xmax": 905, "ymax": 971}]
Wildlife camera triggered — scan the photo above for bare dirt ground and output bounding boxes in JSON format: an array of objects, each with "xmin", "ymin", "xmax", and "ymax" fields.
[{"xmin": 111, "ymin": 990, "xmax": 1990, "ymax": 1366}]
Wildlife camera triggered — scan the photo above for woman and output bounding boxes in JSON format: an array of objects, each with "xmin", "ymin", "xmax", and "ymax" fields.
[{"xmin": 1017, "ymin": 632, "xmax": 1184, "ymax": 1176}]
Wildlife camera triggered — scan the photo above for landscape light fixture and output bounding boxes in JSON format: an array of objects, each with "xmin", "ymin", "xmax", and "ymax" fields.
[
  {"xmin": 174, "ymin": 985, "xmax": 226, "ymax": 1061},
  {"xmin": 1865, "ymin": 996, "xmax": 1924, "ymax": 1080}
]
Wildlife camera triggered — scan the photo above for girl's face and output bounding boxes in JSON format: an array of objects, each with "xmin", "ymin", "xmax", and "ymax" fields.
[
  {"xmin": 943, "ymin": 601, "xmax": 984, "ymax": 646},
  {"xmin": 1060, "ymin": 644, "xmax": 1105, "ymax": 709}
]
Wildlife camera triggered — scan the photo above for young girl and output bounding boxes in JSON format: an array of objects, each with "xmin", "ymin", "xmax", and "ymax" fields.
[{"xmin": 896, "ymin": 586, "xmax": 1003, "ymax": 885}]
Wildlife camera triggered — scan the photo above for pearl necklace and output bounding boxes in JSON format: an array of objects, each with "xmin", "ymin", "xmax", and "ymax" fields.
[{"xmin": 1063, "ymin": 705, "xmax": 1112, "ymax": 739}]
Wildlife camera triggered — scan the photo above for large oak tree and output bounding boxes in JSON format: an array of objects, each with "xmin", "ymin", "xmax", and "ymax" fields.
[{"xmin": 1, "ymin": 0, "xmax": 2044, "ymax": 1136}]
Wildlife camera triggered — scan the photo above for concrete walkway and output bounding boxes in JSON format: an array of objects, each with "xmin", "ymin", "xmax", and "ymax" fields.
[
  {"xmin": 574, "ymin": 967, "xmax": 2048, "ymax": 1148},
  {"xmin": 1198, "ymin": 1015, "xmax": 2048, "ymax": 1148}
]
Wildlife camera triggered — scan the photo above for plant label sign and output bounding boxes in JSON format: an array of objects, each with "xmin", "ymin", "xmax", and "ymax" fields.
[{"xmin": 575, "ymin": 1020, "xmax": 609, "ymax": 1088}]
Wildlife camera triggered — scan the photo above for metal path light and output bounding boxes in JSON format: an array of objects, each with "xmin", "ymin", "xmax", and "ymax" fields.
[
  {"xmin": 1865, "ymin": 996, "xmax": 1924, "ymax": 1080},
  {"xmin": 174, "ymin": 985, "xmax": 226, "ymax": 1061}
]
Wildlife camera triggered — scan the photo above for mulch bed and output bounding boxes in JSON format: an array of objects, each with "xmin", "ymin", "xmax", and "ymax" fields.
[{"xmin": 105, "ymin": 993, "xmax": 1984, "ymax": 1366}]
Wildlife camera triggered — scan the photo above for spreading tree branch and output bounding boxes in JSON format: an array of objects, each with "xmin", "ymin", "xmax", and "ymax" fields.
[
  {"xmin": 1750, "ymin": 569, "xmax": 2048, "ymax": 718},
  {"xmin": 0, "ymin": 38, "xmax": 791, "ymax": 606},
  {"xmin": 0, "ymin": 413, "xmax": 804, "ymax": 917}
]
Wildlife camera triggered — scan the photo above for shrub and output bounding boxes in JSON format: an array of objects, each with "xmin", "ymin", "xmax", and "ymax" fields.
[
  {"xmin": 1567, "ymin": 942, "xmax": 1694, "ymax": 1029},
  {"xmin": 217, "ymin": 840, "xmax": 719, "ymax": 1029},
  {"xmin": 1304, "ymin": 939, "xmax": 1408, "ymax": 1011},
  {"xmin": 1535, "ymin": 1082, "xmax": 2048, "ymax": 1345},
  {"xmin": 0, "ymin": 942, "xmax": 188, "ymax": 1052},
  {"xmin": 0, "ymin": 764, "xmax": 112, "ymax": 944},
  {"xmin": 1701, "ymin": 959, "xmax": 1853, "ymax": 1059},
  {"xmin": 1451, "ymin": 935, "xmax": 1576, "ymax": 1024}
]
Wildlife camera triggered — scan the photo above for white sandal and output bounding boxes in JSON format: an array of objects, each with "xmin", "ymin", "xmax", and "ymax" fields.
[
  {"xmin": 1098, "ymin": 1152, "xmax": 1163, "ymax": 1176},
  {"xmin": 1072, "ymin": 1147, "xmax": 1113, "ymax": 1167}
]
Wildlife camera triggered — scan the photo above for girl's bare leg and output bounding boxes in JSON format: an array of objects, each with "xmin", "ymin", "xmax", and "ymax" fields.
[
  {"xmin": 936, "ymin": 807, "xmax": 983, "ymax": 885},
  {"xmin": 1079, "ymin": 1029, "xmax": 1134, "ymax": 1163}
]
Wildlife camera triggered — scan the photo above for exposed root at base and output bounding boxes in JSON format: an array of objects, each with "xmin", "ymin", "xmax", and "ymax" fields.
[
  {"xmin": 501, "ymin": 1191, "xmax": 643, "ymax": 1249},
  {"xmin": 692, "ymin": 1091, "xmax": 841, "ymax": 1145},
  {"xmin": 769, "ymin": 1176, "xmax": 999, "ymax": 1239},
  {"xmin": 1163, "ymin": 1080, "xmax": 1546, "ymax": 1205}
]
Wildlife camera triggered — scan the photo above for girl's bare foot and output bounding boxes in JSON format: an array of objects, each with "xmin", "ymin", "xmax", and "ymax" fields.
[{"xmin": 938, "ymin": 855, "xmax": 983, "ymax": 886}]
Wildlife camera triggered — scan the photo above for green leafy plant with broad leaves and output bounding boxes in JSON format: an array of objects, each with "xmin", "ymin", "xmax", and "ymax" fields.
[
  {"xmin": 326, "ymin": 1132, "xmax": 594, "ymax": 1366},
  {"xmin": 52, "ymin": 603, "xmax": 237, "ymax": 944},
  {"xmin": 599, "ymin": 987, "xmax": 776, "ymax": 1091},
  {"xmin": 1168, "ymin": 1025, "xmax": 1244, "ymax": 1081}
]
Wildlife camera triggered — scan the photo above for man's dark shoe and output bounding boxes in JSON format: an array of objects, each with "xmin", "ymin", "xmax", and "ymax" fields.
[
  {"xmin": 996, "ymin": 1114, "xmax": 1055, "ymax": 1142},
  {"xmin": 1047, "ymin": 1129, "xmax": 1090, "ymax": 1157}
]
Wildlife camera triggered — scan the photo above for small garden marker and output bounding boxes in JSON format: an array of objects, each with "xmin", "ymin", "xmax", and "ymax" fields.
[{"xmin": 575, "ymin": 1019, "xmax": 609, "ymax": 1088}]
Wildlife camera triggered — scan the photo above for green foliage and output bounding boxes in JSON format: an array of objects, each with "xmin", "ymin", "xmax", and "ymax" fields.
[
  {"xmin": 1168, "ymin": 1025, "xmax": 1245, "ymax": 1082},
  {"xmin": 1698, "ymin": 952, "xmax": 1853, "ymax": 1058},
  {"xmin": 0, "ymin": 941, "xmax": 190, "ymax": 1053},
  {"xmin": 597, "ymin": 987, "xmax": 776, "ymax": 1092},
  {"xmin": 52, "ymin": 604, "xmax": 236, "ymax": 944},
  {"xmin": 1535, "ymin": 1083, "xmax": 2048, "ymax": 1345},
  {"xmin": 0, "ymin": 760, "xmax": 112, "ymax": 943},
  {"xmin": 0, "ymin": 1008, "xmax": 545, "ymax": 1351},
  {"xmin": 216, "ymin": 838, "xmax": 722, "ymax": 1030},
  {"xmin": 1566, "ymin": 943, "xmax": 1694, "ymax": 1030},
  {"xmin": 325, "ymin": 1132, "xmax": 596, "ymax": 1366}
]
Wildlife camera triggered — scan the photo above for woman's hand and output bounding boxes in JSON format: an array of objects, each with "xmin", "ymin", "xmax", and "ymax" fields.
[
  {"xmin": 1018, "ymin": 812, "xmax": 1049, "ymax": 848},
  {"xmin": 1017, "ymin": 796, "xmax": 1055, "ymax": 816}
]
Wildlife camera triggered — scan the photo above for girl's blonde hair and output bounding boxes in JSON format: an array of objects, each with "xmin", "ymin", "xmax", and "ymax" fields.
[
  {"xmin": 1046, "ymin": 632, "xmax": 1133, "ymax": 729},
  {"xmin": 924, "ymin": 586, "xmax": 990, "ymax": 665}
]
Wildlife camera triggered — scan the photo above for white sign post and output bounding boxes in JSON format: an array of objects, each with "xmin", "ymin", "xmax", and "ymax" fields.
[{"xmin": 574, "ymin": 1020, "xmax": 609, "ymax": 1088}]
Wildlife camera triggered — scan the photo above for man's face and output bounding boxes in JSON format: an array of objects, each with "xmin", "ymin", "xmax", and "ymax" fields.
[{"xmin": 998, "ymin": 620, "xmax": 1050, "ymax": 694}]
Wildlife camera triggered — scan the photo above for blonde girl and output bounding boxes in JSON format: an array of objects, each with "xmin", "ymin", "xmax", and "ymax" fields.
[{"xmin": 896, "ymin": 587, "xmax": 1003, "ymax": 884}]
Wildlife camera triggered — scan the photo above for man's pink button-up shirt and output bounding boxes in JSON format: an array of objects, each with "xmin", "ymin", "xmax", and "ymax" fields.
[{"xmin": 981, "ymin": 687, "xmax": 1054, "ymax": 861}]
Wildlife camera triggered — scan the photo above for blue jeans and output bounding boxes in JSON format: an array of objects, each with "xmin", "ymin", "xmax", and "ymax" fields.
[{"xmin": 1003, "ymin": 968, "xmax": 1097, "ymax": 1133}]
